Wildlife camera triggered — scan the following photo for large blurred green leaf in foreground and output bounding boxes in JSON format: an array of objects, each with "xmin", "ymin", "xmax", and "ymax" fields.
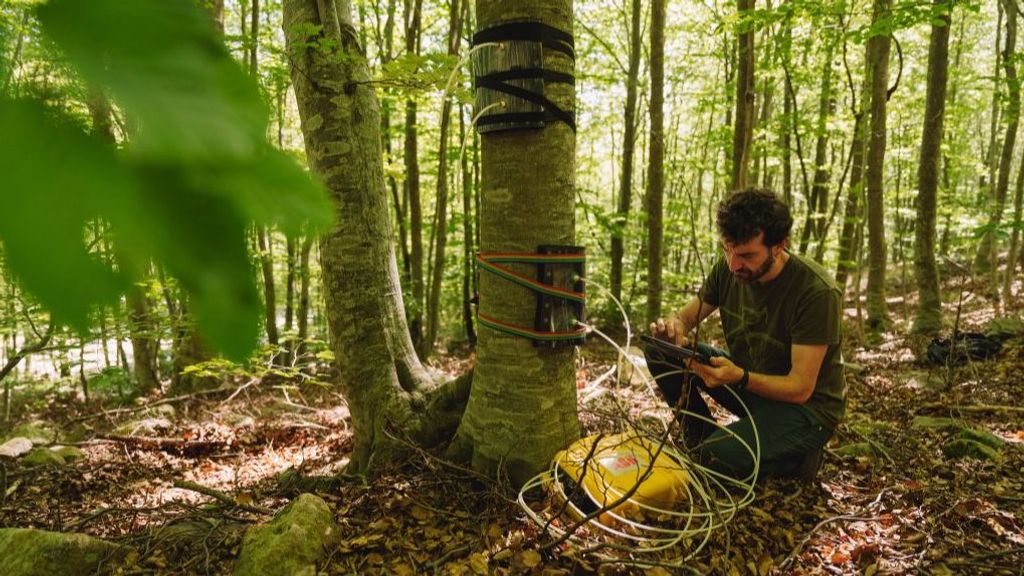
[{"xmin": 0, "ymin": 0, "xmax": 334, "ymax": 359}]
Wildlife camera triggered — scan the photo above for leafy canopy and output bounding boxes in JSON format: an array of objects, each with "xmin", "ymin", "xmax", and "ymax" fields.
[{"xmin": 0, "ymin": 0, "xmax": 333, "ymax": 359}]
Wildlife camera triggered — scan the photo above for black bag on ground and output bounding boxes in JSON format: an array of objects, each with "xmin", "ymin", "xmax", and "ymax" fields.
[{"xmin": 926, "ymin": 331, "xmax": 1003, "ymax": 366}]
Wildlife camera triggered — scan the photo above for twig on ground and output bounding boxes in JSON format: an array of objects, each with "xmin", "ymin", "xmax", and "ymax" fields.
[
  {"xmin": 780, "ymin": 514, "xmax": 883, "ymax": 570},
  {"xmin": 917, "ymin": 403, "xmax": 1024, "ymax": 415},
  {"xmin": 172, "ymin": 479, "xmax": 273, "ymax": 515},
  {"xmin": 98, "ymin": 434, "xmax": 225, "ymax": 453}
]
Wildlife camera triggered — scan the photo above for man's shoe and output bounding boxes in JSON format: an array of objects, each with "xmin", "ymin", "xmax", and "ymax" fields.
[{"xmin": 796, "ymin": 447, "xmax": 824, "ymax": 484}]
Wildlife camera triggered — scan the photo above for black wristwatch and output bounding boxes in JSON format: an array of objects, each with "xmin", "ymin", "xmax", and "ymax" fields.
[{"xmin": 733, "ymin": 368, "xmax": 749, "ymax": 391}]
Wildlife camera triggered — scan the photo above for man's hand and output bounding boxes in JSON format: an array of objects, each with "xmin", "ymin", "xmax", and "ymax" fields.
[
  {"xmin": 649, "ymin": 316, "xmax": 688, "ymax": 346},
  {"xmin": 687, "ymin": 355, "xmax": 744, "ymax": 388}
]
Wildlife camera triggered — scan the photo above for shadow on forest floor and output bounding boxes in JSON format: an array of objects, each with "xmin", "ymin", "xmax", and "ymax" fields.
[{"xmin": 1, "ymin": 294, "xmax": 1023, "ymax": 575}]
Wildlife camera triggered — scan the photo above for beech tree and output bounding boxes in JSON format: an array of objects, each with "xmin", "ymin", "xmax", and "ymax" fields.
[{"xmin": 285, "ymin": 0, "xmax": 579, "ymax": 482}]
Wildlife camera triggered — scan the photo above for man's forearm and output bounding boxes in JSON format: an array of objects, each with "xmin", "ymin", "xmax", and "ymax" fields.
[{"xmin": 743, "ymin": 371, "xmax": 813, "ymax": 405}]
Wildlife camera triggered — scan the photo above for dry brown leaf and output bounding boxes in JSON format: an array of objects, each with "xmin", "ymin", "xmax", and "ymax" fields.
[
  {"xmin": 519, "ymin": 550, "xmax": 542, "ymax": 568},
  {"xmin": 411, "ymin": 505, "xmax": 431, "ymax": 521},
  {"xmin": 392, "ymin": 562, "xmax": 415, "ymax": 576},
  {"xmin": 469, "ymin": 552, "xmax": 489, "ymax": 575}
]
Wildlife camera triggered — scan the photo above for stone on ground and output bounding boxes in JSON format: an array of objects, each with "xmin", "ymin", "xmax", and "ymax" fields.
[
  {"xmin": 234, "ymin": 493, "xmax": 340, "ymax": 576},
  {"xmin": 0, "ymin": 437, "xmax": 33, "ymax": 458},
  {"xmin": 0, "ymin": 528, "xmax": 130, "ymax": 576}
]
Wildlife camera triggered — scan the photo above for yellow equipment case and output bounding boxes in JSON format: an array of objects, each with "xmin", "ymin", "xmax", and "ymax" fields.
[{"xmin": 549, "ymin": 433, "xmax": 690, "ymax": 522}]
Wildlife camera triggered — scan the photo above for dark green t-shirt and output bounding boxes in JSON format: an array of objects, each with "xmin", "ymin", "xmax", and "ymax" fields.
[{"xmin": 700, "ymin": 252, "xmax": 847, "ymax": 428}]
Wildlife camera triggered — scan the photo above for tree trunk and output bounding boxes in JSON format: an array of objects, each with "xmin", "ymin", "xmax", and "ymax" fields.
[
  {"xmin": 730, "ymin": 0, "xmax": 756, "ymax": 191},
  {"xmin": 404, "ymin": 0, "xmax": 425, "ymax": 349},
  {"xmin": 448, "ymin": 0, "xmax": 580, "ymax": 485},
  {"xmin": 296, "ymin": 234, "xmax": 314, "ymax": 357},
  {"xmin": 85, "ymin": 87, "xmax": 161, "ymax": 392},
  {"xmin": 911, "ymin": 0, "xmax": 951, "ymax": 336},
  {"xmin": 835, "ymin": 29, "xmax": 870, "ymax": 290},
  {"xmin": 256, "ymin": 227, "xmax": 279, "ymax": 346},
  {"xmin": 459, "ymin": 106, "xmax": 477, "ymax": 345},
  {"xmin": 284, "ymin": 0, "xmax": 466, "ymax": 474},
  {"xmin": 425, "ymin": 0, "xmax": 465, "ymax": 355},
  {"xmin": 646, "ymin": 0, "xmax": 665, "ymax": 325},
  {"xmin": 976, "ymin": 0, "xmax": 1019, "ymax": 281},
  {"xmin": 608, "ymin": 0, "xmax": 642, "ymax": 306},
  {"xmin": 1005, "ymin": 140, "xmax": 1024, "ymax": 302},
  {"xmin": 799, "ymin": 40, "xmax": 835, "ymax": 257},
  {"xmin": 985, "ymin": 1, "xmax": 1004, "ymax": 205},
  {"xmin": 780, "ymin": 5, "xmax": 793, "ymax": 205},
  {"xmin": 284, "ymin": 235, "xmax": 296, "ymax": 334},
  {"xmin": 864, "ymin": 0, "xmax": 892, "ymax": 331}
]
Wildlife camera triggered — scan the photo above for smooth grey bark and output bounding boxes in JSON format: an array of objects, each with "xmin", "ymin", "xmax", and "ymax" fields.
[
  {"xmin": 911, "ymin": 0, "xmax": 951, "ymax": 336},
  {"xmin": 609, "ymin": 0, "xmax": 642, "ymax": 306},
  {"xmin": 646, "ymin": 0, "xmax": 665, "ymax": 325},
  {"xmin": 864, "ymin": 0, "xmax": 892, "ymax": 331},
  {"xmin": 284, "ymin": 0, "xmax": 467, "ymax": 472},
  {"xmin": 730, "ymin": 0, "xmax": 756, "ymax": 191},
  {"xmin": 448, "ymin": 0, "xmax": 580, "ymax": 485}
]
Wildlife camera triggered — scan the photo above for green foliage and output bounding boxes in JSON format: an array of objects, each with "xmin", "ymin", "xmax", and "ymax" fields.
[
  {"xmin": 87, "ymin": 366, "xmax": 134, "ymax": 402},
  {"xmin": 0, "ymin": 0, "xmax": 334, "ymax": 360}
]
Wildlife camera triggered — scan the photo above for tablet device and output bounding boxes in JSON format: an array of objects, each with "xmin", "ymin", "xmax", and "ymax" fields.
[{"xmin": 640, "ymin": 335, "xmax": 712, "ymax": 366}]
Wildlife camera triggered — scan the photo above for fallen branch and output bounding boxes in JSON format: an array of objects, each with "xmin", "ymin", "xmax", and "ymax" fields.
[
  {"xmin": 918, "ymin": 403, "xmax": 1024, "ymax": 415},
  {"xmin": 98, "ymin": 434, "xmax": 225, "ymax": 454},
  {"xmin": 780, "ymin": 514, "xmax": 882, "ymax": 570},
  {"xmin": 172, "ymin": 479, "xmax": 272, "ymax": 515}
]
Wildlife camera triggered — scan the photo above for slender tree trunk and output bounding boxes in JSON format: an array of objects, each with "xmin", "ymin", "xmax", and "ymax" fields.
[
  {"xmin": 780, "ymin": 5, "xmax": 793, "ymax": 204},
  {"xmin": 976, "ymin": 0, "xmax": 1019, "ymax": 283},
  {"xmin": 730, "ymin": 0, "xmax": 756, "ymax": 191},
  {"xmin": 835, "ymin": 30, "xmax": 870, "ymax": 290},
  {"xmin": 86, "ymin": 87, "xmax": 161, "ymax": 392},
  {"xmin": 256, "ymin": 227, "xmax": 279, "ymax": 346},
  {"xmin": 460, "ymin": 106, "xmax": 477, "ymax": 345},
  {"xmin": 912, "ymin": 0, "xmax": 951, "ymax": 336},
  {"xmin": 864, "ymin": 0, "xmax": 892, "ymax": 331},
  {"xmin": 284, "ymin": 0, "xmax": 465, "ymax": 473},
  {"xmin": 207, "ymin": 0, "xmax": 225, "ymax": 35},
  {"xmin": 381, "ymin": 4, "xmax": 409, "ymax": 291},
  {"xmin": 1, "ymin": 322, "xmax": 53, "ymax": 424},
  {"xmin": 425, "ymin": 0, "xmax": 465, "ymax": 355},
  {"xmin": 285, "ymin": 236, "xmax": 296, "ymax": 334},
  {"xmin": 404, "ymin": 0, "xmax": 425, "ymax": 349},
  {"xmin": 609, "ymin": 0, "xmax": 642, "ymax": 306},
  {"xmin": 799, "ymin": 41, "xmax": 835, "ymax": 257},
  {"xmin": 646, "ymin": 0, "xmax": 665, "ymax": 324},
  {"xmin": 449, "ymin": 0, "xmax": 580, "ymax": 485},
  {"xmin": 296, "ymin": 234, "xmax": 314, "ymax": 357},
  {"xmin": 985, "ymin": 1, "xmax": 1004, "ymax": 204},
  {"xmin": 1005, "ymin": 141, "xmax": 1024, "ymax": 302}
]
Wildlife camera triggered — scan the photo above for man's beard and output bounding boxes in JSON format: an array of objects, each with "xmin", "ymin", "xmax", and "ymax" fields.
[{"xmin": 733, "ymin": 251, "xmax": 775, "ymax": 283}]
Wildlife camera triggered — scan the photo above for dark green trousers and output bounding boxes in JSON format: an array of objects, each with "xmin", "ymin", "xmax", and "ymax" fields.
[{"xmin": 644, "ymin": 346, "xmax": 832, "ymax": 481}]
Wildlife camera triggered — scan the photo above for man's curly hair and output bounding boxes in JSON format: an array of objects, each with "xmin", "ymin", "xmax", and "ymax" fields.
[{"xmin": 716, "ymin": 188, "xmax": 793, "ymax": 246}]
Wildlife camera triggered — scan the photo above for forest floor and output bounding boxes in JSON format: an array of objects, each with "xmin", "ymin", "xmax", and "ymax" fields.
[{"xmin": 2, "ymin": 288, "xmax": 1023, "ymax": 575}]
